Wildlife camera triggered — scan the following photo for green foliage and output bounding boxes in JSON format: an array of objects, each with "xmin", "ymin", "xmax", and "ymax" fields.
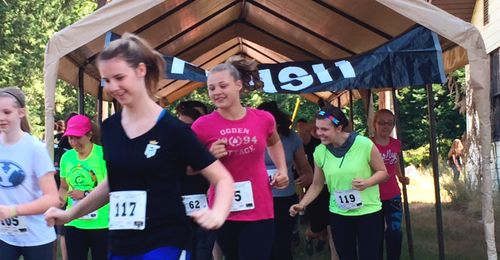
[
  {"xmin": 442, "ymin": 181, "xmax": 474, "ymax": 210},
  {"xmin": 397, "ymin": 84, "xmax": 465, "ymax": 159},
  {"xmin": 403, "ymin": 144, "xmax": 430, "ymax": 167},
  {"xmin": 0, "ymin": 0, "xmax": 97, "ymax": 137}
]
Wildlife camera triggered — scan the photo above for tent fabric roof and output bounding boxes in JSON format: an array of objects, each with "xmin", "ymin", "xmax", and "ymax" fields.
[{"xmin": 57, "ymin": 0, "xmax": 475, "ymax": 104}]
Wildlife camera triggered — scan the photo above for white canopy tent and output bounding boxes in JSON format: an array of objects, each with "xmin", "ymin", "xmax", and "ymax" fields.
[{"xmin": 43, "ymin": 0, "xmax": 495, "ymax": 258}]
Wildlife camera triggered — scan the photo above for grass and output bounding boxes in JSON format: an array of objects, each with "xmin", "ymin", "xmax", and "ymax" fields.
[{"xmin": 291, "ymin": 166, "xmax": 497, "ymax": 259}]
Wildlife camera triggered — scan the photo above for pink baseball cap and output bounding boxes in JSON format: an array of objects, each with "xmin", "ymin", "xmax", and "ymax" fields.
[{"xmin": 63, "ymin": 115, "xmax": 92, "ymax": 137}]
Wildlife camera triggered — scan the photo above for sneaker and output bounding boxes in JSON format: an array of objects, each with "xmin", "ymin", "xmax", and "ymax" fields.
[{"xmin": 306, "ymin": 238, "xmax": 314, "ymax": 256}]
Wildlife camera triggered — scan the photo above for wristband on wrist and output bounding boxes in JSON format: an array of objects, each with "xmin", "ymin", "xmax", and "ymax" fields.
[{"xmin": 10, "ymin": 206, "xmax": 17, "ymax": 217}]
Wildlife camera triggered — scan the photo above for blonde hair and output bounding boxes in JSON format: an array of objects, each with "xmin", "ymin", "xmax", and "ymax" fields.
[
  {"xmin": 0, "ymin": 87, "xmax": 31, "ymax": 133},
  {"xmin": 96, "ymin": 33, "xmax": 165, "ymax": 97},
  {"xmin": 448, "ymin": 139, "xmax": 464, "ymax": 158}
]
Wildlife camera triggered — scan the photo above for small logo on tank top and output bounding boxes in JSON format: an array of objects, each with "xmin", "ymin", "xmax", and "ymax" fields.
[{"xmin": 144, "ymin": 140, "xmax": 160, "ymax": 158}]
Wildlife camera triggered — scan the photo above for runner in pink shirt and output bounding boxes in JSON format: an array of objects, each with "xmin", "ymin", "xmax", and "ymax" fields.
[
  {"xmin": 372, "ymin": 109, "xmax": 410, "ymax": 260},
  {"xmin": 191, "ymin": 55, "xmax": 288, "ymax": 260}
]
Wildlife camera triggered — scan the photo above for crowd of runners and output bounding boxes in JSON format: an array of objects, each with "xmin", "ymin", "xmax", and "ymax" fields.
[{"xmin": 0, "ymin": 34, "xmax": 410, "ymax": 260}]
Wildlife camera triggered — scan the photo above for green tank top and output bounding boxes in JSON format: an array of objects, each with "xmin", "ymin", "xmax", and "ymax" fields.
[
  {"xmin": 60, "ymin": 144, "xmax": 109, "ymax": 229},
  {"xmin": 313, "ymin": 135, "xmax": 381, "ymax": 216}
]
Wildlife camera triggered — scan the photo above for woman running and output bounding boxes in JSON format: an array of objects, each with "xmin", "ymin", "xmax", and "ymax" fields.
[
  {"xmin": 372, "ymin": 109, "xmax": 409, "ymax": 260},
  {"xmin": 290, "ymin": 105, "xmax": 388, "ymax": 260},
  {"xmin": 258, "ymin": 101, "xmax": 313, "ymax": 260},
  {"xmin": 191, "ymin": 56, "xmax": 289, "ymax": 260},
  {"xmin": 45, "ymin": 33, "xmax": 234, "ymax": 260},
  {"xmin": 58, "ymin": 114, "xmax": 109, "ymax": 260}
]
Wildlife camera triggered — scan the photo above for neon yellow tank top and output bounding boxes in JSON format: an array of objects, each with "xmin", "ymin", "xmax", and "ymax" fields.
[{"xmin": 313, "ymin": 135, "xmax": 381, "ymax": 216}]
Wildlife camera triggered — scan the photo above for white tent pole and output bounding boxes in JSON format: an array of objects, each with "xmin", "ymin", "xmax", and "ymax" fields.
[{"xmin": 377, "ymin": 0, "xmax": 496, "ymax": 258}]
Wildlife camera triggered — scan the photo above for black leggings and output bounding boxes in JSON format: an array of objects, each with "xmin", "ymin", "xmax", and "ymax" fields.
[
  {"xmin": 307, "ymin": 185, "xmax": 330, "ymax": 233},
  {"xmin": 217, "ymin": 219, "xmax": 274, "ymax": 260},
  {"xmin": 65, "ymin": 226, "xmax": 108, "ymax": 260},
  {"xmin": 329, "ymin": 211, "xmax": 384, "ymax": 260},
  {"xmin": 0, "ymin": 239, "xmax": 54, "ymax": 260},
  {"xmin": 271, "ymin": 195, "xmax": 298, "ymax": 260}
]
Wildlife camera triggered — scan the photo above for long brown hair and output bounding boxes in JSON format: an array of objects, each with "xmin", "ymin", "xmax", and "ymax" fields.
[
  {"xmin": 96, "ymin": 33, "xmax": 165, "ymax": 98},
  {"xmin": 0, "ymin": 87, "xmax": 31, "ymax": 133},
  {"xmin": 208, "ymin": 55, "xmax": 263, "ymax": 92}
]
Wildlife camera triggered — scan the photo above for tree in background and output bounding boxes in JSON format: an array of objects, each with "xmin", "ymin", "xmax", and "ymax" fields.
[
  {"xmin": 397, "ymin": 82, "xmax": 466, "ymax": 160},
  {"xmin": 0, "ymin": 0, "xmax": 97, "ymax": 137}
]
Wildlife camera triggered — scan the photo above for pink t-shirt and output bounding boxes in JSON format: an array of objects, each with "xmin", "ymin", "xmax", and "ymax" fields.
[
  {"xmin": 372, "ymin": 137, "xmax": 401, "ymax": 200},
  {"xmin": 191, "ymin": 108, "xmax": 275, "ymax": 221}
]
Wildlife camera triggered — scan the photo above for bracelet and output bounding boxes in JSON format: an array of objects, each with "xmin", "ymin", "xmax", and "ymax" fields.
[{"xmin": 10, "ymin": 206, "xmax": 17, "ymax": 218}]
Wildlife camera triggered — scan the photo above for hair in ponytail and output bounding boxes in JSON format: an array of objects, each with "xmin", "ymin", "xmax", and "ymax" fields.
[
  {"xmin": 0, "ymin": 87, "xmax": 31, "ymax": 133},
  {"xmin": 208, "ymin": 55, "xmax": 263, "ymax": 91},
  {"xmin": 96, "ymin": 33, "xmax": 165, "ymax": 97}
]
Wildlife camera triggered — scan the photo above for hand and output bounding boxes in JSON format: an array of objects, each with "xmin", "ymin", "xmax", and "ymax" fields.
[
  {"xmin": 295, "ymin": 174, "xmax": 312, "ymax": 188},
  {"xmin": 68, "ymin": 190, "xmax": 85, "ymax": 200},
  {"xmin": 289, "ymin": 203, "xmax": 305, "ymax": 217},
  {"xmin": 271, "ymin": 170, "xmax": 289, "ymax": 189},
  {"xmin": 191, "ymin": 208, "xmax": 225, "ymax": 230},
  {"xmin": 0, "ymin": 205, "xmax": 15, "ymax": 220},
  {"xmin": 398, "ymin": 176, "xmax": 410, "ymax": 185},
  {"xmin": 44, "ymin": 207, "xmax": 72, "ymax": 226},
  {"xmin": 209, "ymin": 139, "xmax": 228, "ymax": 159},
  {"xmin": 352, "ymin": 178, "xmax": 372, "ymax": 191}
]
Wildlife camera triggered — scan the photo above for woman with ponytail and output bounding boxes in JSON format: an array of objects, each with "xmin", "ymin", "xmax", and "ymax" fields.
[
  {"xmin": 191, "ymin": 56, "xmax": 289, "ymax": 260},
  {"xmin": 45, "ymin": 33, "xmax": 234, "ymax": 260},
  {"xmin": 0, "ymin": 87, "xmax": 59, "ymax": 260}
]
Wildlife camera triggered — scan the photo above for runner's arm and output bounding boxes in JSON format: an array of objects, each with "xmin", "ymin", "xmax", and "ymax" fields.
[
  {"xmin": 15, "ymin": 172, "xmax": 59, "ymax": 216},
  {"xmin": 66, "ymin": 178, "xmax": 109, "ymax": 220}
]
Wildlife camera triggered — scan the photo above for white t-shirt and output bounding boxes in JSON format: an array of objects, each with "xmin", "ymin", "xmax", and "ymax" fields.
[{"xmin": 0, "ymin": 133, "xmax": 56, "ymax": 246}]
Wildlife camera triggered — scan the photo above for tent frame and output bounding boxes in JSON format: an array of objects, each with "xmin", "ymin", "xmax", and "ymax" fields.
[{"xmin": 43, "ymin": 1, "xmax": 496, "ymax": 259}]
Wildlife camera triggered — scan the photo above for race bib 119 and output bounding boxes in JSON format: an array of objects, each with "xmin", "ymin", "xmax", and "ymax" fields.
[{"xmin": 334, "ymin": 189, "xmax": 363, "ymax": 211}]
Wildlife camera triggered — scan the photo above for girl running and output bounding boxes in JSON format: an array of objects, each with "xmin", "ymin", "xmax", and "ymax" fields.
[
  {"xmin": 191, "ymin": 56, "xmax": 289, "ymax": 260},
  {"xmin": 372, "ymin": 109, "xmax": 409, "ymax": 260},
  {"xmin": 45, "ymin": 33, "xmax": 234, "ymax": 260},
  {"xmin": 290, "ymin": 105, "xmax": 388, "ymax": 260},
  {"xmin": 0, "ymin": 87, "xmax": 59, "ymax": 260},
  {"xmin": 258, "ymin": 101, "xmax": 313, "ymax": 260},
  {"xmin": 58, "ymin": 114, "xmax": 109, "ymax": 260}
]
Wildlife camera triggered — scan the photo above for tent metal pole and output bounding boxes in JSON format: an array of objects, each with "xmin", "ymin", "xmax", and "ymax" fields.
[
  {"xmin": 349, "ymin": 90, "xmax": 354, "ymax": 131},
  {"xmin": 97, "ymin": 84, "xmax": 103, "ymax": 126},
  {"xmin": 392, "ymin": 88, "xmax": 415, "ymax": 259},
  {"xmin": 425, "ymin": 83, "xmax": 445, "ymax": 260},
  {"xmin": 78, "ymin": 67, "xmax": 85, "ymax": 114}
]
